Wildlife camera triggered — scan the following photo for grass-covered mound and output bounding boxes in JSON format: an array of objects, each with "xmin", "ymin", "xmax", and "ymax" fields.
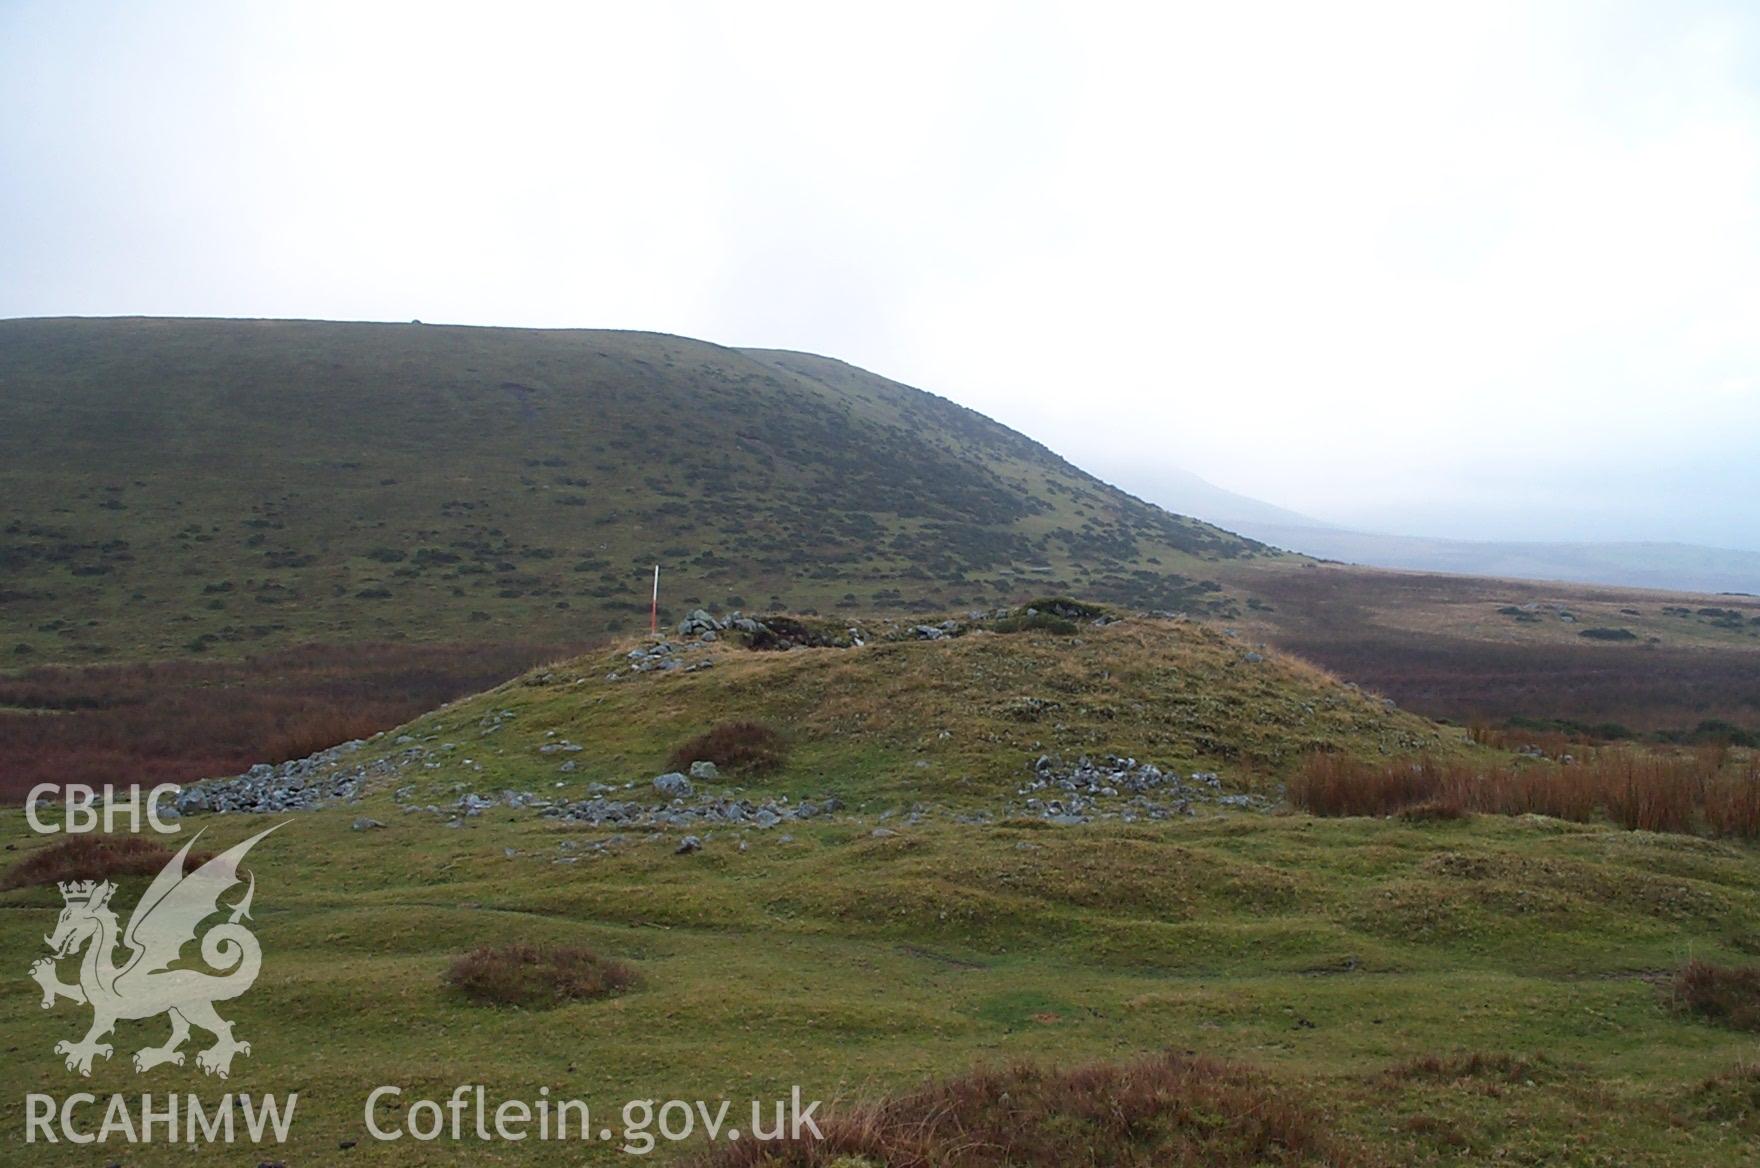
[{"xmin": 364, "ymin": 610, "xmax": 1466, "ymax": 813}]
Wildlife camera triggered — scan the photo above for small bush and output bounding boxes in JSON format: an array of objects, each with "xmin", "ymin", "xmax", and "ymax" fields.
[
  {"xmin": 686, "ymin": 1050, "xmax": 1377, "ymax": 1167},
  {"xmin": 991, "ymin": 612, "xmax": 1079, "ymax": 636},
  {"xmin": 667, "ymin": 721, "xmax": 787, "ymax": 775},
  {"xmin": 1578, "ymin": 627, "xmax": 1638, "ymax": 641},
  {"xmin": 446, "ymin": 943, "xmax": 636, "ymax": 1008},
  {"xmin": 1671, "ymin": 960, "xmax": 1760, "ymax": 1032},
  {"xmin": 2, "ymin": 835, "xmax": 208, "ymax": 891}
]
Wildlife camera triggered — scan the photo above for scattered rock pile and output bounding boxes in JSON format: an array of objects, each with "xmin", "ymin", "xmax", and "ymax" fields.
[
  {"xmin": 1015, "ymin": 755, "xmax": 1264, "ymax": 823},
  {"xmin": 539, "ymin": 789, "xmax": 843, "ymax": 830},
  {"xmin": 172, "ymin": 740, "xmax": 420, "ymax": 815},
  {"xmin": 607, "ymin": 638, "xmax": 716, "ymax": 680}
]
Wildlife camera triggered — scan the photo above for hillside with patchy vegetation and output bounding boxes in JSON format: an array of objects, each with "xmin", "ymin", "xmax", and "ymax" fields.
[
  {"xmin": 3, "ymin": 316, "xmax": 1758, "ymax": 800},
  {"xmin": 0, "ymin": 317, "xmax": 1264, "ymax": 664}
]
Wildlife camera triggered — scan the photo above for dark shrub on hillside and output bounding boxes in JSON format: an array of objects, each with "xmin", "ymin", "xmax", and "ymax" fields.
[
  {"xmin": 667, "ymin": 721, "xmax": 787, "ymax": 775},
  {"xmin": 1671, "ymin": 960, "xmax": 1760, "ymax": 1032},
  {"xmin": 1579, "ymin": 627, "xmax": 1638, "ymax": 641},
  {"xmin": 2, "ymin": 835, "xmax": 209, "ymax": 890},
  {"xmin": 687, "ymin": 1050, "xmax": 1378, "ymax": 1167},
  {"xmin": 447, "ymin": 943, "xmax": 636, "ymax": 1008}
]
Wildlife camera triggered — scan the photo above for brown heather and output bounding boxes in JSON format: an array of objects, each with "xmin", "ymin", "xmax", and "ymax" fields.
[
  {"xmin": 0, "ymin": 640, "xmax": 584, "ymax": 801},
  {"xmin": 689, "ymin": 1051, "xmax": 1379, "ymax": 1168}
]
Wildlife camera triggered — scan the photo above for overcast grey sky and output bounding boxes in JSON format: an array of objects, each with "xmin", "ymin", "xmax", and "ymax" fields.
[{"xmin": 4, "ymin": 1, "xmax": 1758, "ymax": 550}]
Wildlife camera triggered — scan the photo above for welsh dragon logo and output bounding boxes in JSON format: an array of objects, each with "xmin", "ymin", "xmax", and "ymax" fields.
[{"xmin": 27, "ymin": 825, "xmax": 280, "ymax": 1078}]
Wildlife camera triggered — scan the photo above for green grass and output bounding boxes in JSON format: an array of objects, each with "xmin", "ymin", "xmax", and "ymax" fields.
[{"xmin": 3, "ymin": 808, "xmax": 1756, "ymax": 1165}]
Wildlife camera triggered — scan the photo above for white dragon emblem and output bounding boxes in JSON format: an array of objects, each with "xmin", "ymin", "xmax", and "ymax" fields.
[{"xmin": 27, "ymin": 825, "xmax": 280, "ymax": 1078}]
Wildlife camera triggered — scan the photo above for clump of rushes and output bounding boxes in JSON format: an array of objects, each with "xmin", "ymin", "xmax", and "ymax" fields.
[
  {"xmin": 1288, "ymin": 749, "xmax": 1760, "ymax": 839},
  {"xmin": 446, "ymin": 943, "xmax": 637, "ymax": 1008}
]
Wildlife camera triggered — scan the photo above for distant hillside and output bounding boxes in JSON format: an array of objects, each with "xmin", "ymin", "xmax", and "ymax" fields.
[
  {"xmin": 1123, "ymin": 465, "xmax": 1329, "ymax": 535},
  {"xmin": 1230, "ymin": 523, "xmax": 1760, "ymax": 595},
  {"xmin": 0, "ymin": 317, "xmax": 1267, "ymax": 663},
  {"xmin": 1130, "ymin": 467, "xmax": 1760, "ymax": 594}
]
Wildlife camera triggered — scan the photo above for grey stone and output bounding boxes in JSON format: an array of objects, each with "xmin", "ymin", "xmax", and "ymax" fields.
[
  {"xmin": 653, "ymin": 772, "xmax": 693, "ymax": 798},
  {"xmin": 688, "ymin": 760, "xmax": 721, "ymax": 781}
]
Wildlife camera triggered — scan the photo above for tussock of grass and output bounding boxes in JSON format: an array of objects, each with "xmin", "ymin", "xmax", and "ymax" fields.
[
  {"xmin": 667, "ymin": 720, "xmax": 788, "ymax": 775},
  {"xmin": 445, "ymin": 943, "xmax": 636, "ymax": 1008},
  {"xmin": 1, "ymin": 834, "xmax": 207, "ymax": 890},
  {"xmin": 689, "ymin": 1051, "xmax": 1378, "ymax": 1167},
  {"xmin": 1670, "ymin": 960, "xmax": 1760, "ymax": 1032}
]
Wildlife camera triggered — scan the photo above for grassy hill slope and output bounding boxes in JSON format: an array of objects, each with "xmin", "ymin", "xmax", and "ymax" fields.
[{"xmin": 0, "ymin": 317, "xmax": 1264, "ymax": 664}]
